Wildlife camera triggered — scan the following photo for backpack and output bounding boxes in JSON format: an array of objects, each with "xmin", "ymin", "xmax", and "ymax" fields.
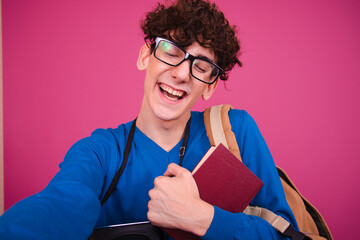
[{"xmin": 204, "ymin": 104, "xmax": 333, "ymax": 240}]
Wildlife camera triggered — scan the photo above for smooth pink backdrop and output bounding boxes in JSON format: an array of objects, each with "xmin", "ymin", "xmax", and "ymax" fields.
[{"xmin": 2, "ymin": 0, "xmax": 360, "ymax": 239}]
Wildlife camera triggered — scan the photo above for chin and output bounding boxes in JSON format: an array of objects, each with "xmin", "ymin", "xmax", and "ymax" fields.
[
  {"xmin": 154, "ymin": 111, "xmax": 181, "ymax": 122},
  {"xmin": 153, "ymin": 105, "xmax": 189, "ymax": 123}
]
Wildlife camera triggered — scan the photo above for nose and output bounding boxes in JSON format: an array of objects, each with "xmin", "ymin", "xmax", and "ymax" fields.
[{"xmin": 171, "ymin": 59, "xmax": 191, "ymax": 83}]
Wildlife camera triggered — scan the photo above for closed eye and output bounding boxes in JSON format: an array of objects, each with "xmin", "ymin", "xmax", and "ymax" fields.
[
  {"xmin": 165, "ymin": 52, "xmax": 180, "ymax": 58},
  {"xmin": 194, "ymin": 64, "xmax": 206, "ymax": 73}
]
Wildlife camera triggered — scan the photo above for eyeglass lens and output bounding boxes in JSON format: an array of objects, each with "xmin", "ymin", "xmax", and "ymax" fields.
[{"xmin": 155, "ymin": 40, "xmax": 219, "ymax": 83}]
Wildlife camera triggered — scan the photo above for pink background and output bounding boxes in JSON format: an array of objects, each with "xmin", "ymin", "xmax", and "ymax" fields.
[{"xmin": 2, "ymin": 0, "xmax": 360, "ymax": 239}]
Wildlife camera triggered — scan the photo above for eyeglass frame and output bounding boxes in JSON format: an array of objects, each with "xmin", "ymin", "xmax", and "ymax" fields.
[{"xmin": 153, "ymin": 37, "xmax": 224, "ymax": 85}]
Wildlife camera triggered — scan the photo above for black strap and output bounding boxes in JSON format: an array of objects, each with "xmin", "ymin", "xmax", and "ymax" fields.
[
  {"xmin": 178, "ymin": 117, "xmax": 191, "ymax": 167},
  {"xmin": 101, "ymin": 118, "xmax": 137, "ymax": 205},
  {"xmin": 283, "ymin": 225, "xmax": 311, "ymax": 240},
  {"xmin": 100, "ymin": 117, "xmax": 191, "ymax": 205}
]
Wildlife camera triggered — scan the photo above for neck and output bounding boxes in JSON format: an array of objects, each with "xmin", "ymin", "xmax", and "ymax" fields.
[{"xmin": 136, "ymin": 106, "xmax": 190, "ymax": 152}]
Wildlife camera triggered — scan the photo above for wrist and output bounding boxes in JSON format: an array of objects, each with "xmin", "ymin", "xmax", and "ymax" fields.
[{"xmin": 187, "ymin": 200, "xmax": 214, "ymax": 236}]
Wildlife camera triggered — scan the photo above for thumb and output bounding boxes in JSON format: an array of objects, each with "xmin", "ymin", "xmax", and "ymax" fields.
[{"xmin": 163, "ymin": 163, "xmax": 184, "ymax": 177}]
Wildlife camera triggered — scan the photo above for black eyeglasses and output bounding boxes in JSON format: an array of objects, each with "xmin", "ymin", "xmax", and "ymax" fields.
[{"xmin": 154, "ymin": 37, "xmax": 224, "ymax": 84}]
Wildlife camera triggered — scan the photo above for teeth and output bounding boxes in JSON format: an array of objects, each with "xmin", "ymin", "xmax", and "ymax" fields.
[{"xmin": 160, "ymin": 84, "xmax": 185, "ymax": 98}]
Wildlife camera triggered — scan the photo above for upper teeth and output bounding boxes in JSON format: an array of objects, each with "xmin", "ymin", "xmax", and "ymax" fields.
[{"xmin": 160, "ymin": 84, "xmax": 185, "ymax": 97}]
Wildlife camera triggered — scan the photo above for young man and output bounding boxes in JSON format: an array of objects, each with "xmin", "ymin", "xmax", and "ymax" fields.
[{"xmin": 0, "ymin": 0, "xmax": 298, "ymax": 239}]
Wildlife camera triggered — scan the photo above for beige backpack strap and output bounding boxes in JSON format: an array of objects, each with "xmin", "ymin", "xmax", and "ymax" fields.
[
  {"xmin": 244, "ymin": 206, "xmax": 290, "ymax": 234},
  {"xmin": 204, "ymin": 105, "xmax": 241, "ymax": 161}
]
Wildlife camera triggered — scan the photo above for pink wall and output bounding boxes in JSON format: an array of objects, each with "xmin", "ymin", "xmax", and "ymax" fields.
[{"xmin": 2, "ymin": 0, "xmax": 360, "ymax": 239}]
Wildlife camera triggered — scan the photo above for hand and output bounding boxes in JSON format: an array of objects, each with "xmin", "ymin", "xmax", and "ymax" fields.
[{"xmin": 147, "ymin": 163, "xmax": 214, "ymax": 236}]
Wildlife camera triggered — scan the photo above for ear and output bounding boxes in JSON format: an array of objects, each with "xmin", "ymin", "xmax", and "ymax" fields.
[
  {"xmin": 202, "ymin": 80, "xmax": 219, "ymax": 101},
  {"xmin": 137, "ymin": 43, "xmax": 151, "ymax": 71}
]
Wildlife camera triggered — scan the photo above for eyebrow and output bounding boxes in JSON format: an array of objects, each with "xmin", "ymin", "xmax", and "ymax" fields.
[
  {"xmin": 177, "ymin": 42, "xmax": 216, "ymax": 63},
  {"xmin": 192, "ymin": 54, "xmax": 215, "ymax": 64}
]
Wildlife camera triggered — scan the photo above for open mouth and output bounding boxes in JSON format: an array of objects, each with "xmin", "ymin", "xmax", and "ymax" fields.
[{"xmin": 159, "ymin": 83, "xmax": 186, "ymax": 101}]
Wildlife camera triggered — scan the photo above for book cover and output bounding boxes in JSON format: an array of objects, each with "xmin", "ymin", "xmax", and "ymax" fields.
[{"xmin": 163, "ymin": 143, "xmax": 264, "ymax": 239}]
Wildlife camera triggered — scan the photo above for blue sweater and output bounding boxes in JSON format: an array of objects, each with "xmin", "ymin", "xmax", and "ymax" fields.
[{"xmin": 0, "ymin": 110, "xmax": 298, "ymax": 239}]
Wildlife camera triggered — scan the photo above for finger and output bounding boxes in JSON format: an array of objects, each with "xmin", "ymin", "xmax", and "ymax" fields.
[
  {"xmin": 148, "ymin": 188, "xmax": 156, "ymax": 200},
  {"xmin": 147, "ymin": 201, "xmax": 159, "ymax": 225},
  {"xmin": 153, "ymin": 175, "xmax": 168, "ymax": 188},
  {"xmin": 163, "ymin": 163, "xmax": 186, "ymax": 177}
]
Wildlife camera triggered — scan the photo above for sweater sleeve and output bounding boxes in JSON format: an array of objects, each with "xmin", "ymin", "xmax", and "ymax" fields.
[
  {"xmin": 201, "ymin": 110, "xmax": 298, "ymax": 240},
  {"xmin": 0, "ymin": 128, "xmax": 119, "ymax": 240}
]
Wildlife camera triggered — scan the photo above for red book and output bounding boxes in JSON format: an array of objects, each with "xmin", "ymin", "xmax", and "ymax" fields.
[{"xmin": 163, "ymin": 143, "xmax": 264, "ymax": 239}]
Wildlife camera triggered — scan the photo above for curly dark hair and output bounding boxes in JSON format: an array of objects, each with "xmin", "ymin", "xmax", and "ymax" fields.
[{"xmin": 141, "ymin": 0, "xmax": 242, "ymax": 81}]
